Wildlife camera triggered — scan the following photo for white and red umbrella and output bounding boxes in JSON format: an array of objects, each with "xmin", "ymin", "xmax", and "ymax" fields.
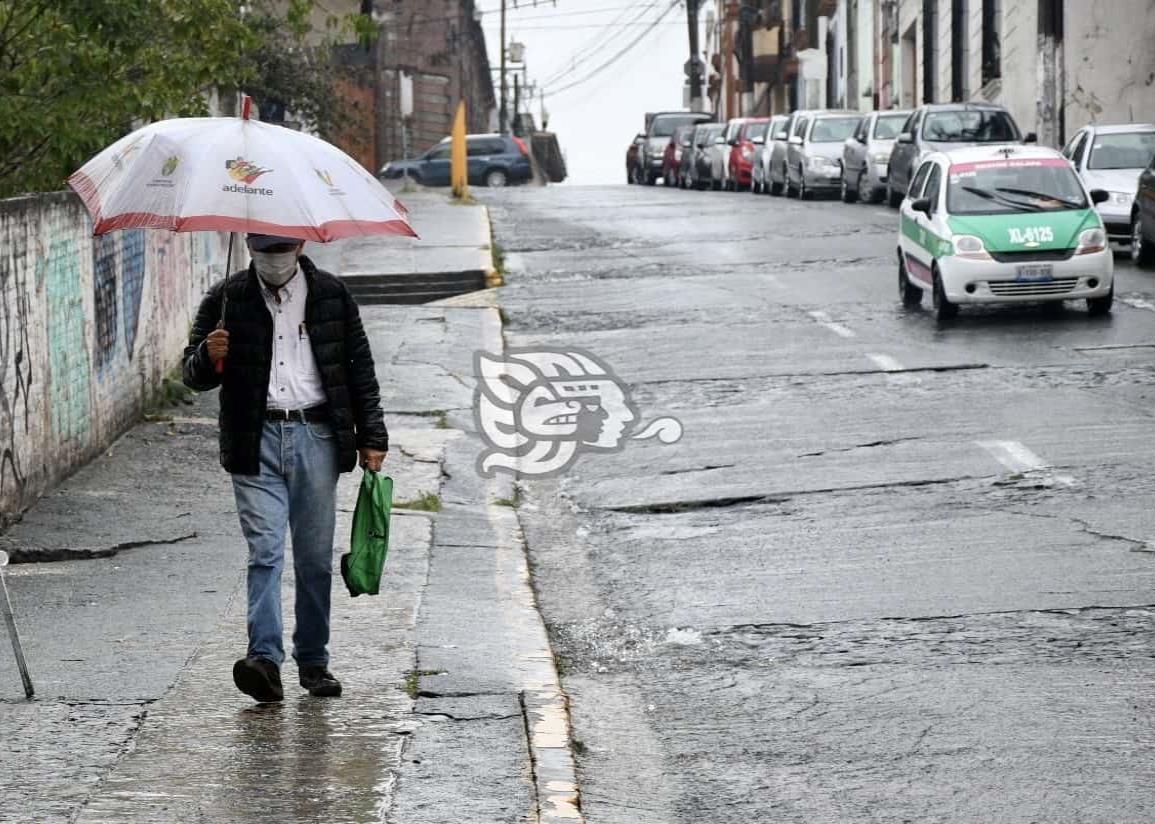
[{"xmin": 68, "ymin": 97, "xmax": 416, "ymax": 242}]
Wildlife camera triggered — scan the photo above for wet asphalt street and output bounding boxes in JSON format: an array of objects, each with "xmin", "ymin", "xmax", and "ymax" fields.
[{"xmin": 486, "ymin": 183, "xmax": 1155, "ymax": 822}]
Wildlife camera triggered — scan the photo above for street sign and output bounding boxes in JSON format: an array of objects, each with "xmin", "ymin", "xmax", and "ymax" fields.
[{"xmin": 684, "ymin": 57, "xmax": 705, "ymax": 78}]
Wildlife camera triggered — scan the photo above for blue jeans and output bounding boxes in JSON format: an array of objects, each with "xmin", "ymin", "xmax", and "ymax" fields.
[{"xmin": 232, "ymin": 421, "xmax": 340, "ymax": 668}]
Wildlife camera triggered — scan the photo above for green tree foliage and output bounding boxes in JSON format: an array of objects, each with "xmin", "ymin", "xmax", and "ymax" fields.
[{"xmin": 0, "ymin": 0, "xmax": 369, "ymax": 197}]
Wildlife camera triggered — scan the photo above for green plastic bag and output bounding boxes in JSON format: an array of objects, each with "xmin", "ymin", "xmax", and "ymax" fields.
[{"xmin": 340, "ymin": 471, "xmax": 393, "ymax": 597}]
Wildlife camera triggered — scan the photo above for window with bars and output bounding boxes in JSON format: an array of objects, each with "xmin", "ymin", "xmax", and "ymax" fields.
[{"xmin": 981, "ymin": 0, "xmax": 1001, "ymax": 84}]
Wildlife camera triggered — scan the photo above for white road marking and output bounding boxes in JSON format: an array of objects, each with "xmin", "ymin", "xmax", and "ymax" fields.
[
  {"xmin": 976, "ymin": 440, "xmax": 1075, "ymax": 486},
  {"xmin": 1120, "ymin": 296, "xmax": 1155, "ymax": 312},
  {"xmin": 866, "ymin": 353, "xmax": 904, "ymax": 372},
  {"xmin": 808, "ymin": 309, "xmax": 856, "ymax": 338}
]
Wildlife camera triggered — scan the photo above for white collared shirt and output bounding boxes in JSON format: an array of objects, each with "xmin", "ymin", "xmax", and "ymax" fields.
[{"xmin": 261, "ymin": 269, "xmax": 327, "ymax": 410}]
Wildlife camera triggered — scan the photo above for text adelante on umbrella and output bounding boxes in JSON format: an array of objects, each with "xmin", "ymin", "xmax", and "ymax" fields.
[{"xmin": 223, "ymin": 158, "xmax": 274, "ymax": 196}]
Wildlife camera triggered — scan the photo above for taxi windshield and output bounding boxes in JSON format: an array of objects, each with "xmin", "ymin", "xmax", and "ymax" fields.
[{"xmin": 947, "ymin": 158, "xmax": 1088, "ymax": 215}]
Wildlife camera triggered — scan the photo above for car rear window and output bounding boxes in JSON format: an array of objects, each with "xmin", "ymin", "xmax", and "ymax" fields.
[
  {"xmin": 947, "ymin": 157, "xmax": 1088, "ymax": 215},
  {"xmin": 810, "ymin": 117, "xmax": 861, "ymax": 143},
  {"xmin": 743, "ymin": 121, "xmax": 770, "ymax": 141},
  {"xmin": 1087, "ymin": 132, "xmax": 1155, "ymax": 170},
  {"xmin": 923, "ymin": 110, "xmax": 1019, "ymax": 142},
  {"xmin": 873, "ymin": 114, "xmax": 908, "ymax": 140},
  {"xmin": 467, "ymin": 138, "xmax": 507, "ymax": 156}
]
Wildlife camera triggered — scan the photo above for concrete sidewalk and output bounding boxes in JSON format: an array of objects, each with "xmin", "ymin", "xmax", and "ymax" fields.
[
  {"xmin": 0, "ymin": 219, "xmax": 580, "ymax": 823},
  {"xmin": 306, "ymin": 190, "xmax": 499, "ymax": 304}
]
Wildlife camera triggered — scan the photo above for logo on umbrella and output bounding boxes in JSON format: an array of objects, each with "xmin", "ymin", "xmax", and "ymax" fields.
[
  {"xmin": 162, "ymin": 155, "xmax": 180, "ymax": 176},
  {"xmin": 315, "ymin": 169, "xmax": 334, "ymax": 186},
  {"xmin": 226, "ymin": 158, "xmax": 272, "ymax": 184}
]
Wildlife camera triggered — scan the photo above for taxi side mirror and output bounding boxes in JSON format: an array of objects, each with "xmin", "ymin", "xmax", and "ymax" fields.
[
  {"xmin": 1090, "ymin": 188, "xmax": 1110, "ymax": 205},
  {"xmin": 911, "ymin": 197, "xmax": 932, "ymax": 215},
  {"xmin": 788, "ymin": 135, "xmax": 803, "ymax": 146},
  {"xmin": 753, "ymin": 135, "xmax": 765, "ymax": 144},
  {"xmin": 1024, "ymin": 132, "xmax": 1038, "ymax": 144},
  {"xmin": 897, "ymin": 132, "xmax": 914, "ymax": 144}
]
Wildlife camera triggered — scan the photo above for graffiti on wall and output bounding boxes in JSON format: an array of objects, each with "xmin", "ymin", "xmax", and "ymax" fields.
[
  {"xmin": 0, "ymin": 220, "xmax": 33, "ymax": 499},
  {"xmin": 122, "ymin": 230, "xmax": 146, "ymax": 357},
  {"xmin": 93, "ymin": 233, "xmax": 119, "ymax": 370},
  {"xmin": 1, "ymin": 195, "xmax": 230, "ymax": 523},
  {"xmin": 43, "ymin": 238, "xmax": 91, "ymax": 442}
]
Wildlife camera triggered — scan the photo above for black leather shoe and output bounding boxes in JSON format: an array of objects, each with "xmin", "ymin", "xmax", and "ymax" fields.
[
  {"xmin": 233, "ymin": 656, "xmax": 284, "ymax": 703},
  {"xmin": 299, "ymin": 665, "xmax": 342, "ymax": 697}
]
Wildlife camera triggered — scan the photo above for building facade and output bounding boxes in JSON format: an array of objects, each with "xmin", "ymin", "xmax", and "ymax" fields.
[
  {"xmin": 307, "ymin": 0, "xmax": 496, "ymax": 174},
  {"xmin": 703, "ymin": 0, "xmax": 1155, "ymax": 145}
]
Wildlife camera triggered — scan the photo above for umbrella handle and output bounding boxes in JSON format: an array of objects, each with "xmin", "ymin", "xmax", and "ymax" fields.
[
  {"xmin": 214, "ymin": 318, "xmax": 226, "ymax": 374},
  {"xmin": 215, "ymin": 233, "xmax": 232, "ymax": 375}
]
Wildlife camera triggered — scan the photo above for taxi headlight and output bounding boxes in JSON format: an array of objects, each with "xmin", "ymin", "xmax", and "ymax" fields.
[
  {"xmin": 872, "ymin": 152, "xmax": 891, "ymax": 164},
  {"xmin": 952, "ymin": 234, "xmax": 990, "ymax": 260},
  {"xmin": 808, "ymin": 156, "xmax": 837, "ymax": 170},
  {"xmin": 1110, "ymin": 191, "xmax": 1133, "ymax": 206},
  {"xmin": 1075, "ymin": 227, "xmax": 1107, "ymax": 255}
]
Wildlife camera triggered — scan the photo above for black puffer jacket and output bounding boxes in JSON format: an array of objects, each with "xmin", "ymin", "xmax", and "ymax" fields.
[{"xmin": 182, "ymin": 256, "xmax": 388, "ymax": 475}]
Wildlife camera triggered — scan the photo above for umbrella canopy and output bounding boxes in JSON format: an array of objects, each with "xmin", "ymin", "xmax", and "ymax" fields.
[{"xmin": 68, "ymin": 102, "xmax": 416, "ymax": 242}]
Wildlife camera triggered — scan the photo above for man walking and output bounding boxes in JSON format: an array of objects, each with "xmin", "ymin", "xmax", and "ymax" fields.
[{"xmin": 183, "ymin": 234, "xmax": 388, "ymax": 703}]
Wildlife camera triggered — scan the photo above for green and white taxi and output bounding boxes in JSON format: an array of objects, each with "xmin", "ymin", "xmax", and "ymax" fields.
[{"xmin": 896, "ymin": 145, "xmax": 1114, "ymax": 319}]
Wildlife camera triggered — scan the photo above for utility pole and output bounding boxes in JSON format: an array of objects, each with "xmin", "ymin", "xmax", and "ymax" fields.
[
  {"xmin": 686, "ymin": 0, "xmax": 703, "ymax": 111},
  {"xmin": 499, "ymin": 0, "xmax": 508, "ymax": 133}
]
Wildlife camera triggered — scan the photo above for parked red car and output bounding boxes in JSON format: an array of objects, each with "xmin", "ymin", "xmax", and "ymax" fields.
[
  {"xmin": 727, "ymin": 118, "xmax": 770, "ymax": 191},
  {"xmin": 662, "ymin": 125, "xmax": 695, "ymax": 187}
]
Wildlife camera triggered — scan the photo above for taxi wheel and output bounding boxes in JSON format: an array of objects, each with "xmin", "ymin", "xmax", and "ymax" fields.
[
  {"xmin": 798, "ymin": 179, "xmax": 810, "ymax": 200},
  {"xmin": 1133, "ymin": 213, "xmax": 1155, "ymax": 267},
  {"xmin": 898, "ymin": 255, "xmax": 923, "ymax": 307},
  {"xmin": 1087, "ymin": 285, "xmax": 1114, "ymax": 316},
  {"xmin": 769, "ymin": 180, "xmax": 784, "ymax": 196},
  {"xmin": 886, "ymin": 183, "xmax": 903, "ymax": 209},
  {"xmin": 932, "ymin": 269, "xmax": 958, "ymax": 321}
]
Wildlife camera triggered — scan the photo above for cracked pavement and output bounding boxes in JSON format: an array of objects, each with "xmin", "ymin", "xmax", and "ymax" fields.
[{"xmin": 482, "ymin": 184, "xmax": 1155, "ymax": 822}]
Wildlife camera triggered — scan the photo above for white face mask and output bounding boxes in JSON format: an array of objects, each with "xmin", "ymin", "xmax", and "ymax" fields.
[{"xmin": 253, "ymin": 250, "xmax": 298, "ymax": 286}]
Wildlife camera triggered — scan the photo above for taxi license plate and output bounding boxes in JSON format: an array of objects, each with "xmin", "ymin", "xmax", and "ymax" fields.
[{"xmin": 1015, "ymin": 264, "xmax": 1053, "ymax": 282}]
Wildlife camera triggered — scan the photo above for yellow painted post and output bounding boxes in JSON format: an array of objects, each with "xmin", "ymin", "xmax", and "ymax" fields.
[{"xmin": 451, "ymin": 101, "xmax": 469, "ymax": 200}]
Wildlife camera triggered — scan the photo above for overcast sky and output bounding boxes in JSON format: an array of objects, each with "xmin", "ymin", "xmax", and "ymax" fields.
[{"xmin": 478, "ymin": 1, "xmax": 703, "ymax": 185}]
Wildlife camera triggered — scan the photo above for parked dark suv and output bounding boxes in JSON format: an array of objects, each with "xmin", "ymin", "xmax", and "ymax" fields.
[
  {"xmin": 379, "ymin": 134, "xmax": 532, "ymax": 187},
  {"xmin": 885, "ymin": 103, "xmax": 1033, "ymax": 207}
]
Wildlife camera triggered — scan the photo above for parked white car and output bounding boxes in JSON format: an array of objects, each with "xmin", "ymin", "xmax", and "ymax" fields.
[
  {"xmin": 766, "ymin": 110, "xmax": 817, "ymax": 196},
  {"xmin": 841, "ymin": 109, "xmax": 911, "ymax": 203},
  {"xmin": 1062, "ymin": 123, "xmax": 1155, "ymax": 246},
  {"xmin": 752, "ymin": 115, "xmax": 788, "ymax": 194},
  {"xmin": 786, "ymin": 111, "xmax": 863, "ymax": 199},
  {"xmin": 897, "ymin": 145, "xmax": 1113, "ymax": 320}
]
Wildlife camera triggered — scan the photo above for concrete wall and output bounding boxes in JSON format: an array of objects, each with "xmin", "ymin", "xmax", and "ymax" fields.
[
  {"xmin": 1064, "ymin": 0, "xmax": 1155, "ymax": 135},
  {"xmin": 0, "ymin": 193, "xmax": 230, "ymax": 525}
]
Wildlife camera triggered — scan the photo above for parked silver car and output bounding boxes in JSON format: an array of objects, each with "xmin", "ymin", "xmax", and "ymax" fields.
[
  {"xmin": 840, "ymin": 109, "xmax": 911, "ymax": 203},
  {"xmin": 707, "ymin": 125, "xmax": 731, "ymax": 190},
  {"xmin": 1063, "ymin": 123, "xmax": 1155, "ymax": 245},
  {"xmin": 753, "ymin": 114, "xmax": 788, "ymax": 194},
  {"xmin": 685, "ymin": 123, "xmax": 724, "ymax": 190},
  {"xmin": 785, "ymin": 111, "xmax": 863, "ymax": 199},
  {"xmin": 766, "ymin": 110, "xmax": 817, "ymax": 196},
  {"xmin": 884, "ymin": 102, "xmax": 1028, "ymax": 207}
]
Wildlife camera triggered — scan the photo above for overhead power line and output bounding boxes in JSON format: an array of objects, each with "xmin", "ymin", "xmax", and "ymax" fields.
[
  {"xmin": 540, "ymin": 1, "xmax": 661, "ymax": 88},
  {"xmin": 544, "ymin": 0, "xmax": 680, "ymax": 97}
]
